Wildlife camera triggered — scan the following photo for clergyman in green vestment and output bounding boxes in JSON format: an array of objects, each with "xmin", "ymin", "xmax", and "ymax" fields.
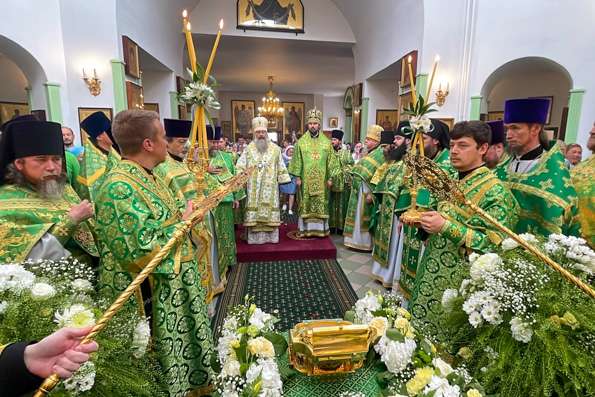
[
  {"xmin": 0, "ymin": 120, "xmax": 98, "ymax": 265},
  {"xmin": 288, "ymin": 108, "xmax": 337, "ymax": 237},
  {"xmin": 76, "ymin": 111, "xmax": 121, "ymax": 203},
  {"xmin": 153, "ymin": 118, "xmax": 220, "ymax": 310},
  {"xmin": 329, "ymin": 129, "xmax": 354, "ymax": 234},
  {"xmin": 95, "ymin": 110, "xmax": 213, "ymax": 396},
  {"xmin": 410, "ymin": 121, "xmax": 518, "ymax": 341},
  {"xmin": 494, "ymin": 98, "xmax": 580, "ymax": 237},
  {"xmin": 571, "ymin": 125, "xmax": 595, "ymax": 248},
  {"xmin": 343, "ymin": 124, "xmax": 385, "ymax": 251}
]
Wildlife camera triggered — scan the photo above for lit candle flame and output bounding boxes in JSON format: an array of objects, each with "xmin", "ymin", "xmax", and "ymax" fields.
[
  {"xmin": 219, "ymin": 19, "xmax": 224, "ymax": 30},
  {"xmin": 407, "ymin": 55, "xmax": 412, "ymax": 64},
  {"xmin": 182, "ymin": 9, "xmax": 188, "ymax": 18},
  {"xmin": 186, "ymin": 22, "xmax": 192, "ymax": 31},
  {"xmin": 434, "ymin": 54, "xmax": 440, "ymax": 62}
]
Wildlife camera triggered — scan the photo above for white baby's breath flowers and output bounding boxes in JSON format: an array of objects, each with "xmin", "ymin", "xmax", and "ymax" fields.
[
  {"xmin": 131, "ymin": 318, "xmax": 151, "ymax": 358},
  {"xmin": 63, "ymin": 361, "xmax": 96, "ymax": 392},
  {"xmin": 54, "ymin": 304, "xmax": 96, "ymax": 328},
  {"xmin": 72, "ymin": 278, "xmax": 93, "ymax": 292},
  {"xmin": 30, "ymin": 282, "xmax": 56, "ymax": 300},
  {"xmin": 0, "ymin": 264, "xmax": 36, "ymax": 293},
  {"xmin": 441, "ymin": 289, "xmax": 458, "ymax": 312}
]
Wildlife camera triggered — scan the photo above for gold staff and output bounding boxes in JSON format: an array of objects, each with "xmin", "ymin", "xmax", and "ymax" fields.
[
  {"xmin": 404, "ymin": 153, "xmax": 595, "ymax": 299},
  {"xmin": 33, "ymin": 168, "xmax": 254, "ymax": 397}
]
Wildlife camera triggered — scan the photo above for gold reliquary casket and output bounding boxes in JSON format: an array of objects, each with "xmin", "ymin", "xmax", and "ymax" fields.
[{"xmin": 288, "ymin": 319, "xmax": 380, "ymax": 376}]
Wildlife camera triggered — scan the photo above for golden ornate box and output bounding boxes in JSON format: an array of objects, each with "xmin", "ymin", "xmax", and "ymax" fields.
[{"xmin": 288, "ymin": 319, "xmax": 379, "ymax": 376}]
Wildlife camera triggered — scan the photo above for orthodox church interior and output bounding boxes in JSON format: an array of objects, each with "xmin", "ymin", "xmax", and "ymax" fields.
[{"xmin": 0, "ymin": 1, "xmax": 593, "ymax": 396}]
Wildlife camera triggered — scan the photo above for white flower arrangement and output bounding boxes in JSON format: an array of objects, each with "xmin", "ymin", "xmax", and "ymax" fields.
[
  {"xmin": 409, "ymin": 115, "xmax": 433, "ymax": 134},
  {"xmin": 131, "ymin": 318, "xmax": 151, "ymax": 358},
  {"xmin": 30, "ymin": 282, "xmax": 56, "ymax": 300},
  {"xmin": 54, "ymin": 303, "xmax": 96, "ymax": 328},
  {"xmin": 215, "ymin": 296, "xmax": 286, "ymax": 397},
  {"xmin": 179, "ymin": 68, "xmax": 221, "ymax": 111},
  {"xmin": 63, "ymin": 361, "xmax": 96, "ymax": 393},
  {"xmin": 0, "ymin": 264, "xmax": 36, "ymax": 293}
]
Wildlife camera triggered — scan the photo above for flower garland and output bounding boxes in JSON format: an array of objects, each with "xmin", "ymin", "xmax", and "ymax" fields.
[
  {"xmin": 0, "ymin": 258, "xmax": 163, "ymax": 396},
  {"xmin": 346, "ymin": 291, "xmax": 485, "ymax": 397},
  {"xmin": 443, "ymin": 233, "xmax": 595, "ymax": 396},
  {"xmin": 214, "ymin": 295, "xmax": 287, "ymax": 397}
]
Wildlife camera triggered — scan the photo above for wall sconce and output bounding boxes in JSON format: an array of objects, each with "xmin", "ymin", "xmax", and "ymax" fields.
[
  {"xmin": 435, "ymin": 82, "xmax": 449, "ymax": 106},
  {"xmin": 82, "ymin": 68, "xmax": 101, "ymax": 96}
]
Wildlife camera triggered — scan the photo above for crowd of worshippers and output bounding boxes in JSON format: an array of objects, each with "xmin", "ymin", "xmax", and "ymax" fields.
[{"xmin": 0, "ymin": 98, "xmax": 593, "ymax": 395}]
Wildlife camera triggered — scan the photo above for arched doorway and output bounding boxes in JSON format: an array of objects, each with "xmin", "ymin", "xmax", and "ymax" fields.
[
  {"xmin": 343, "ymin": 86, "xmax": 354, "ymax": 144},
  {"xmin": 481, "ymin": 57, "xmax": 572, "ymax": 140},
  {"xmin": 0, "ymin": 35, "xmax": 48, "ymax": 123}
]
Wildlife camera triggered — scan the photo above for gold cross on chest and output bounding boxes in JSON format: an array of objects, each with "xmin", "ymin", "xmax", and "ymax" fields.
[{"xmin": 311, "ymin": 151, "xmax": 320, "ymax": 161}]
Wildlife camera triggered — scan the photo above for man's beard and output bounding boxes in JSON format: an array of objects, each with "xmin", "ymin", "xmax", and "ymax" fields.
[
  {"xmin": 384, "ymin": 143, "xmax": 407, "ymax": 162},
  {"xmin": 4, "ymin": 164, "xmax": 66, "ymax": 199},
  {"xmin": 308, "ymin": 127, "xmax": 320, "ymax": 137},
  {"xmin": 333, "ymin": 143, "xmax": 341, "ymax": 151},
  {"xmin": 255, "ymin": 137, "xmax": 268, "ymax": 153}
]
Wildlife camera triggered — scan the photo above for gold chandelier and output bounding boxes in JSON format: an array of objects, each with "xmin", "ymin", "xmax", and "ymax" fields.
[{"xmin": 258, "ymin": 76, "xmax": 284, "ymax": 119}]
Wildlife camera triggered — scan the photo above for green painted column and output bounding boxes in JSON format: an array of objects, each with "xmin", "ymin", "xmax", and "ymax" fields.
[
  {"xmin": 565, "ymin": 88, "xmax": 585, "ymax": 143},
  {"xmin": 43, "ymin": 82, "xmax": 63, "ymax": 123},
  {"xmin": 470, "ymin": 95, "xmax": 482, "ymax": 120},
  {"xmin": 344, "ymin": 115, "xmax": 352, "ymax": 143},
  {"xmin": 169, "ymin": 91, "xmax": 179, "ymax": 118},
  {"xmin": 111, "ymin": 59, "xmax": 127, "ymax": 113},
  {"xmin": 359, "ymin": 97, "xmax": 369, "ymax": 143},
  {"xmin": 415, "ymin": 73, "xmax": 428, "ymax": 101}
]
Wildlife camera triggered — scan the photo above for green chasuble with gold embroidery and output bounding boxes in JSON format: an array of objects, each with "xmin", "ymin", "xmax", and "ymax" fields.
[
  {"xmin": 209, "ymin": 150, "xmax": 244, "ymax": 276},
  {"xmin": 495, "ymin": 144, "xmax": 580, "ymax": 237},
  {"xmin": 329, "ymin": 148, "xmax": 354, "ymax": 231},
  {"xmin": 343, "ymin": 146, "xmax": 385, "ymax": 241},
  {"xmin": 571, "ymin": 154, "xmax": 595, "ymax": 248},
  {"xmin": 95, "ymin": 160, "xmax": 214, "ymax": 396},
  {"xmin": 288, "ymin": 132, "xmax": 337, "ymax": 236},
  {"xmin": 410, "ymin": 167, "xmax": 518, "ymax": 341},
  {"xmin": 0, "ymin": 184, "xmax": 98, "ymax": 264},
  {"xmin": 75, "ymin": 132, "xmax": 121, "ymax": 202},
  {"xmin": 154, "ymin": 155, "xmax": 217, "ymax": 303}
]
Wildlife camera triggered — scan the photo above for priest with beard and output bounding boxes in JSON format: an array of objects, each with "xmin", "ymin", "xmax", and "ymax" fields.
[
  {"xmin": 0, "ymin": 120, "xmax": 98, "ymax": 264},
  {"xmin": 236, "ymin": 116, "xmax": 291, "ymax": 244},
  {"xmin": 329, "ymin": 129, "xmax": 354, "ymax": 234}
]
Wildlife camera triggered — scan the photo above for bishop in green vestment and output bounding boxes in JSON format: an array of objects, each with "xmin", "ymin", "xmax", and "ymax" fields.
[
  {"xmin": 329, "ymin": 129, "xmax": 354, "ymax": 234},
  {"xmin": 95, "ymin": 110, "xmax": 213, "ymax": 396},
  {"xmin": 0, "ymin": 120, "xmax": 97, "ymax": 264},
  {"xmin": 235, "ymin": 117, "xmax": 291, "ymax": 244},
  {"xmin": 207, "ymin": 126, "xmax": 244, "ymax": 279},
  {"xmin": 288, "ymin": 108, "xmax": 336, "ymax": 237},
  {"xmin": 76, "ymin": 111, "xmax": 121, "ymax": 202},
  {"xmin": 410, "ymin": 121, "xmax": 518, "ymax": 341},
  {"xmin": 343, "ymin": 125, "xmax": 385, "ymax": 251},
  {"xmin": 494, "ymin": 98, "xmax": 580, "ymax": 237},
  {"xmin": 570, "ymin": 126, "xmax": 595, "ymax": 248}
]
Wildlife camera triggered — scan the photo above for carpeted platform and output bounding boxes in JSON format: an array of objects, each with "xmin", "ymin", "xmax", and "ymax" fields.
[
  {"xmin": 235, "ymin": 224, "xmax": 336, "ymax": 262},
  {"xmin": 213, "ymin": 259, "xmax": 358, "ymax": 338}
]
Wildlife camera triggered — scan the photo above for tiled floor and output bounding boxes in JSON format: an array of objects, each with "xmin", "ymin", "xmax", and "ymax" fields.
[{"xmin": 332, "ymin": 234, "xmax": 388, "ymax": 298}]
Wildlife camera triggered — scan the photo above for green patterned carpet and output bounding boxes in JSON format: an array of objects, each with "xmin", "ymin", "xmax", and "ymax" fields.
[{"xmin": 214, "ymin": 259, "xmax": 358, "ymax": 338}]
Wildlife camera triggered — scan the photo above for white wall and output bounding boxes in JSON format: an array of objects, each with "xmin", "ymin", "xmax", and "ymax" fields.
[
  {"xmin": 322, "ymin": 95, "xmax": 344, "ymax": 131},
  {"xmin": 366, "ymin": 79, "xmax": 398, "ymax": 129},
  {"xmin": 486, "ymin": 70, "xmax": 571, "ymax": 128},
  {"xmin": 0, "ymin": 55, "xmax": 28, "ymax": 102},
  {"xmin": 190, "ymin": 0, "xmax": 355, "ymax": 43},
  {"xmin": 142, "ymin": 70, "xmax": 176, "ymax": 119}
]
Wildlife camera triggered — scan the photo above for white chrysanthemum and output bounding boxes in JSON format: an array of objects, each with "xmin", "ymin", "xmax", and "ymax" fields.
[
  {"xmin": 245, "ymin": 358, "xmax": 282, "ymax": 396},
  {"xmin": 221, "ymin": 358, "xmax": 241, "ymax": 378},
  {"xmin": 374, "ymin": 336, "xmax": 417, "ymax": 374},
  {"xmin": 217, "ymin": 333, "xmax": 239, "ymax": 363},
  {"xmin": 369, "ymin": 316, "xmax": 389, "ymax": 336},
  {"xmin": 63, "ymin": 361, "xmax": 96, "ymax": 392},
  {"xmin": 510, "ymin": 317, "xmax": 533, "ymax": 343},
  {"xmin": 469, "ymin": 253, "xmax": 501, "ymax": 281},
  {"xmin": 441, "ymin": 289, "xmax": 458, "ymax": 312},
  {"xmin": 248, "ymin": 336, "xmax": 275, "ymax": 358},
  {"xmin": 423, "ymin": 375, "xmax": 461, "ymax": 397},
  {"xmin": 518, "ymin": 233, "xmax": 538, "ymax": 244},
  {"xmin": 30, "ymin": 282, "xmax": 56, "ymax": 300},
  {"xmin": 0, "ymin": 264, "xmax": 35, "ymax": 293},
  {"xmin": 0, "ymin": 301, "xmax": 7, "ymax": 314},
  {"xmin": 468, "ymin": 311, "xmax": 483, "ymax": 328},
  {"xmin": 480, "ymin": 301, "xmax": 503, "ymax": 325},
  {"xmin": 131, "ymin": 318, "xmax": 151, "ymax": 358},
  {"xmin": 72, "ymin": 278, "xmax": 93, "ymax": 292},
  {"xmin": 468, "ymin": 252, "xmax": 480, "ymax": 264},
  {"xmin": 501, "ymin": 238, "xmax": 519, "ymax": 251},
  {"xmin": 249, "ymin": 308, "xmax": 273, "ymax": 330},
  {"xmin": 432, "ymin": 357, "xmax": 454, "ymax": 377},
  {"xmin": 54, "ymin": 304, "xmax": 95, "ymax": 328},
  {"xmin": 354, "ymin": 293, "xmax": 381, "ymax": 323}
]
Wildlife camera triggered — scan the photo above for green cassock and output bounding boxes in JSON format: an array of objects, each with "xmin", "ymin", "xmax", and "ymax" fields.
[
  {"xmin": 494, "ymin": 144, "xmax": 580, "ymax": 237},
  {"xmin": 329, "ymin": 148, "xmax": 354, "ymax": 231},
  {"xmin": 95, "ymin": 160, "xmax": 214, "ymax": 397},
  {"xmin": 209, "ymin": 150, "xmax": 244, "ymax": 275},
  {"xmin": 288, "ymin": 132, "xmax": 336, "ymax": 236},
  {"xmin": 74, "ymin": 132, "xmax": 121, "ymax": 202},
  {"xmin": 343, "ymin": 146, "xmax": 385, "ymax": 249},
  {"xmin": 0, "ymin": 184, "xmax": 98, "ymax": 264},
  {"xmin": 154, "ymin": 155, "xmax": 217, "ymax": 303},
  {"xmin": 571, "ymin": 154, "xmax": 595, "ymax": 248},
  {"xmin": 410, "ymin": 166, "xmax": 519, "ymax": 341}
]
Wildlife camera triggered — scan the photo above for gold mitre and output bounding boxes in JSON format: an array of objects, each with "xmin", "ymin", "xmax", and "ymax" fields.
[
  {"xmin": 306, "ymin": 107, "xmax": 323, "ymax": 124},
  {"xmin": 366, "ymin": 124, "xmax": 384, "ymax": 142},
  {"xmin": 252, "ymin": 116, "xmax": 269, "ymax": 131}
]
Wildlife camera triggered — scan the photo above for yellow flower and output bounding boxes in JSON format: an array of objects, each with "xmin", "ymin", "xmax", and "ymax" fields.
[
  {"xmin": 369, "ymin": 317, "xmax": 389, "ymax": 336},
  {"xmin": 457, "ymin": 346, "xmax": 473, "ymax": 361},
  {"xmin": 397, "ymin": 307, "xmax": 411, "ymax": 320},
  {"xmin": 467, "ymin": 389, "xmax": 482, "ymax": 397},
  {"xmin": 394, "ymin": 317, "xmax": 410, "ymax": 331},
  {"xmin": 406, "ymin": 367, "xmax": 433, "ymax": 396},
  {"xmin": 230, "ymin": 339, "xmax": 241, "ymax": 349},
  {"xmin": 247, "ymin": 336, "xmax": 275, "ymax": 358},
  {"xmin": 561, "ymin": 312, "xmax": 580, "ymax": 330},
  {"xmin": 249, "ymin": 303, "xmax": 257, "ymax": 315}
]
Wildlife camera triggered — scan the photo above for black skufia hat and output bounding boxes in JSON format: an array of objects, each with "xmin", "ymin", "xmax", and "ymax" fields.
[{"xmin": 331, "ymin": 129, "xmax": 344, "ymax": 140}]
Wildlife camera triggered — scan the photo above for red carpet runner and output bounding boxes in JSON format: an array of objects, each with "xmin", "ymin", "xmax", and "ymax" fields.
[{"xmin": 235, "ymin": 224, "xmax": 337, "ymax": 262}]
